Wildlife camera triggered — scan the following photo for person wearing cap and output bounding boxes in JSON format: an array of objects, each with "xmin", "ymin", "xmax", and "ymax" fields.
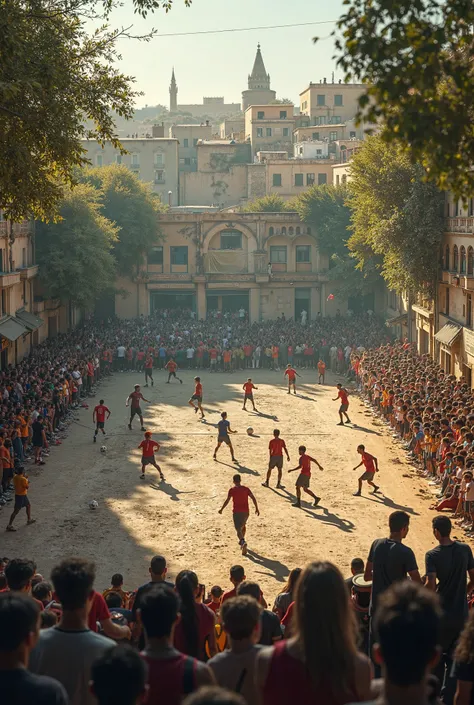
[{"xmin": 137, "ymin": 431, "xmax": 165, "ymax": 481}]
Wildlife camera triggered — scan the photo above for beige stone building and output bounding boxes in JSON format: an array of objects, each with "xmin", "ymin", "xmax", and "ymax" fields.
[
  {"xmin": 114, "ymin": 211, "xmax": 343, "ymax": 322},
  {"xmin": 242, "ymin": 45, "xmax": 276, "ymax": 112},
  {"xmin": 264, "ymin": 158, "xmax": 333, "ymax": 199},
  {"xmin": 0, "ymin": 216, "xmax": 45, "ymax": 366},
  {"xmin": 169, "ymin": 68, "xmax": 240, "ymax": 117},
  {"xmin": 169, "ymin": 123, "xmax": 213, "ymax": 172},
  {"xmin": 81, "ymin": 137, "xmax": 179, "ymax": 205},
  {"xmin": 299, "ymin": 80, "xmax": 366, "ymax": 124},
  {"xmin": 220, "ymin": 118, "xmax": 245, "ymax": 139},
  {"xmin": 245, "ymin": 104, "xmax": 295, "ymax": 157}
]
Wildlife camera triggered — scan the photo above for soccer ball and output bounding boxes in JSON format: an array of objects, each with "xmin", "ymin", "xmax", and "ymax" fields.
[
  {"xmin": 246, "ymin": 427, "xmax": 254, "ymax": 436},
  {"xmin": 89, "ymin": 500, "xmax": 99, "ymax": 510},
  {"xmin": 100, "ymin": 446, "xmax": 107, "ymax": 453}
]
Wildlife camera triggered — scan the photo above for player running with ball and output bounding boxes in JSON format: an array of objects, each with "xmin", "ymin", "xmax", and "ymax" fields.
[{"xmin": 93, "ymin": 399, "xmax": 110, "ymax": 443}]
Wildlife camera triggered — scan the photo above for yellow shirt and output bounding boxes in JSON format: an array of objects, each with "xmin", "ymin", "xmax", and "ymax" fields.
[{"xmin": 13, "ymin": 475, "xmax": 29, "ymax": 496}]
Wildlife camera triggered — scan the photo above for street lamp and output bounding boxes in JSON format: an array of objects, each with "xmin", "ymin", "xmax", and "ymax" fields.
[{"xmin": 168, "ymin": 190, "xmax": 172, "ymax": 207}]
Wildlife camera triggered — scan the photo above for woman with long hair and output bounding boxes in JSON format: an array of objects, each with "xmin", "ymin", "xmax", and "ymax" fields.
[
  {"xmin": 256, "ymin": 561, "xmax": 372, "ymax": 704},
  {"xmin": 452, "ymin": 610, "xmax": 474, "ymax": 705},
  {"xmin": 272, "ymin": 568, "xmax": 302, "ymax": 620},
  {"xmin": 174, "ymin": 570, "xmax": 217, "ymax": 661}
]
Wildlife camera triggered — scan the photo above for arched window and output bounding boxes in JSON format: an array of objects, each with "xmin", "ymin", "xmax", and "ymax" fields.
[
  {"xmin": 268, "ymin": 226, "xmax": 274, "ymax": 236},
  {"xmin": 453, "ymin": 245, "xmax": 459, "ymax": 271},
  {"xmin": 296, "ymin": 226, "xmax": 301, "ymax": 235},
  {"xmin": 468, "ymin": 247, "xmax": 474, "ymax": 276},
  {"xmin": 445, "ymin": 245, "xmax": 450, "ymax": 271},
  {"xmin": 461, "ymin": 246, "xmax": 467, "ymax": 274},
  {"xmin": 281, "ymin": 226, "xmax": 287, "ymax": 235},
  {"xmin": 288, "ymin": 226, "xmax": 294, "ymax": 236},
  {"xmin": 307, "ymin": 226, "xmax": 312, "ymax": 235}
]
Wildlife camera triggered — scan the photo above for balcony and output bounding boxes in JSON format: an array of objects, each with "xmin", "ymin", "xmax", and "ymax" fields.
[
  {"xmin": 461, "ymin": 275, "xmax": 474, "ymax": 291},
  {"xmin": 445, "ymin": 217, "xmax": 474, "ymax": 234},
  {"xmin": 18, "ymin": 264, "xmax": 39, "ymax": 280},
  {"xmin": 0, "ymin": 271, "xmax": 21, "ymax": 287},
  {"xmin": 0, "ymin": 221, "xmax": 32, "ymax": 236}
]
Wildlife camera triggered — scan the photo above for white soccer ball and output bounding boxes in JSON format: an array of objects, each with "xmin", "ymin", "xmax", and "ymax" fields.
[
  {"xmin": 246, "ymin": 427, "xmax": 254, "ymax": 436},
  {"xmin": 89, "ymin": 500, "xmax": 99, "ymax": 510},
  {"xmin": 100, "ymin": 445, "xmax": 107, "ymax": 453}
]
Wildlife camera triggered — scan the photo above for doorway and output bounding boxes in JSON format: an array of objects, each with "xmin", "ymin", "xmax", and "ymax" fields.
[
  {"xmin": 463, "ymin": 364, "xmax": 472, "ymax": 388},
  {"xmin": 295, "ymin": 288, "xmax": 311, "ymax": 322},
  {"xmin": 150, "ymin": 291, "xmax": 196, "ymax": 313}
]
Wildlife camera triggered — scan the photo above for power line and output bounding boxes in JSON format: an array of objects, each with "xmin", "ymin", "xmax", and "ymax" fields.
[{"xmin": 155, "ymin": 20, "xmax": 337, "ymax": 38}]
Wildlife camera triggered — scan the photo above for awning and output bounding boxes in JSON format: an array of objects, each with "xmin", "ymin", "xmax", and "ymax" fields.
[
  {"xmin": 15, "ymin": 309, "xmax": 43, "ymax": 332},
  {"xmin": 0, "ymin": 316, "xmax": 28, "ymax": 342},
  {"xmin": 434, "ymin": 322, "xmax": 462, "ymax": 347},
  {"xmin": 386, "ymin": 313, "xmax": 408, "ymax": 326}
]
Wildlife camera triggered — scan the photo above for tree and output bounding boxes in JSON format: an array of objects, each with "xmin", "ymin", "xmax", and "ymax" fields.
[
  {"xmin": 294, "ymin": 184, "xmax": 380, "ymax": 296},
  {"xmin": 0, "ymin": 0, "xmax": 192, "ymax": 221},
  {"xmin": 347, "ymin": 134, "xmax": 445, "ymax": 295},
  {"xmin": 243, "ymin": 194, "xmax": 292, "ymax": 212},
  {"xmin": 36, "ymin": 184, "xmax": 117, "ymax": 307},
  {"xmin": 80, "ymin": 165, "xmax": 166, "ymax": 276},
  {"xmin": 332, "ymin": 0, "xmax": 474, "ymax": 199}
]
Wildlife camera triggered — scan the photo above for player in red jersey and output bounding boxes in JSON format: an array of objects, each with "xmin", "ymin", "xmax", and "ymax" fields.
[
  {"xmin": 288, "ymin": 445, "xmax": 324, "ymax": 508},
  {"xmin": 352, "ymin": 444, "xmax": 380, "ymax": 496},
  {"xmin": 189, "ymin": 376, "xmax": 204, "ymax": 418},
  {"xmin": 165, "ymin": 358, "xmax": 183, "ymax": 384},
  {"xmin": 242, "ymin": 378, "xmax": 258, "ymax": 411},
  {"xmin": 92, "ymin": 399, "xmax": 111, "ymax": 443},
  {"xmin": 218, "ymin": 473, "xmax": 260, "ymax": 555},
  {"xmin": 284, "ymin": 364, "xmax": 300, "ymax": 395},
  {"xmin": 333, "ymin": 382, "xmax": 351, "ymax": 425},
  {"xmin": 144, "ymin": 353, "xmax": 154, "ymax": 387},
  {"xmin": 126, "ymin": 384, "xmax": 149, "ymax": 431},
  {"xmin": 262, "ymin": 428, "xmax": 290, "ymax": 488},
  {"xmin": 138, "ymin": 431, "xmax": 165, "ymax": 481}
]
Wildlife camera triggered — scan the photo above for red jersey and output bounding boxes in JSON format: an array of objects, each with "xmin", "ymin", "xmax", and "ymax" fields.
[
  {"xmin": 173, "ymin": 603, "xmax": 215, "ymax": 660},
  {"xmin": 94, "ymin": 404, "xmax": 109, "ymax": 423},
  {"xmin": 243, "ymin": 382, "xmax": 255, "ymax": 395},
  {"xmin": 228, "ymin": 485, "xmax": 251, "ymax": 513},
  {"xmin": 221, "ymin": 587, "xmax": 237, "ymax": 604},
  {"xmin": 145, "ymin": 355, "xmax": 153, "ymax": 369},
  {"xmin": 285, "ymin": 368, "xmax": 296, "ymax": 381},
  {"xmin": 88, "ymin": 591, "xmax": 110, "ymax": 632},
  {"xmin": 139, "ymin": 439, "xmax": 159, "ymax": 457},
  {"xmin": 209, "ymin": 348, "xmax": 218, "ymax": 360},
  {"xmin": 129, "ymin": 391, "xmax": 144, "ymax": 409},
  {"xmin": 338, "ymin": 388, "xmax": 349, "ymax": 405},
  {"xmin": 299, "ymin": 454, "xmax": 315, "ymax": 477},
  {"xmin": 243, "ymin": 345, "xmax": 253, "ymax": 357},
  {"xmin": 166, "ymin": 360, "xmax": 177, "ymax": 372},
  {"xmin": 361, "ymin": 452, "xmax": 375, "ymax": 473},
  {"xmin": 195, "ymin": 382, "xmax": 203, "ymax": 396},
  {"xmin": 141, "ymin": 652, "xmax": 198, "ymax": 705},
  {"xmin": 269, "ymin": 438, "xmax": 287, "ymax": 457},
  {"xmin": 137, "ymin": 351, "xmax": 145, "ymax": 360}
]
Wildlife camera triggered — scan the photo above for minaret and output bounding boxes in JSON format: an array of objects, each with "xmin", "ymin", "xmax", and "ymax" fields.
[
  {"xmin": 169, "ymin": 67, "xmax": 178, "ymax": 112},
  {"xmin": 248, "ymin": 43, "xmax": 271, "ymax": 90}
]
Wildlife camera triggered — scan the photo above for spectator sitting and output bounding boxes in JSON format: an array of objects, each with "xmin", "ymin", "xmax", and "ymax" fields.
[
  {"xmin": 104, "ymin": 591, "xmax": 134, "ymax": 627},
  {"xmin": 90, "ymin": 644, "xmax": 148, "ymax": 705},
  {"xmin": 0, "ymin": 592, "xmax": 68, "ymax": 704},
  {"xmin": 29, "ymin": 558, "xmax": 114, "ymax": 705},
  {"xmin": 237, "ymin": 581, "xmax": 282, "ymax": 646},
  {"xmin": 138, "ymin": 583, "xmax": 214, "ymax": 704},
  {"xmin": 102, "ymin": 573, "xmax": 129, "ymax": 607},
  {"xmin": 208, "ymin": 595, "xmax": 262, "ymax": 705}
]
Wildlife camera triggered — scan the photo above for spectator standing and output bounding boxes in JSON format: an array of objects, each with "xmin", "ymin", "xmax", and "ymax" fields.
[
  {"xmin": 174, "ymin": 570, "xmax": 217, "ymax": 660},
  {"xmin": 237, "ymin": 581, "xmax": 282, "ymax": 646},
  {"xmin": 425, "ymin": 515, "xmax": 474, "ymax": 703},
  {"xmin": 452, "ymin": 610, "xmax": 474, "ymax": 705},
  {"xmin": 29, "ymin": 558, "xmax": 113, "ymax": 705},
  {"xmin": 0, "ymin": 592, "xmax": 68, "ymax": 705},
  {"xmin": 255, "ymin": 561, "xmax": 372, "ymax": 705},
  {"xmin": 90, "ymin": 644, "xmax": 148, "ymax": 705},
  {"xmin": 272, "ymin": 568, "xmax": 302, "ymax": 620}
]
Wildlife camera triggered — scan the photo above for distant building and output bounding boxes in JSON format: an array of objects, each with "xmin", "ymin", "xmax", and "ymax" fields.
[
  {"xmin": 245, "ymin": 104, "xmax": 295, "ymax": 157},
  {"xmin": 169, "ymin": 123, "xmax": 213, "ymax": 172},
  {"xmin": 242, "ymin": 45, "xmax": 277, "ymax": 111},
  {"xmin": 81, "ymin": 137, "xmax": 179, "ymax": 205},
  {"xmin": 169, "ymin": 68, "xmax": 178, "ymax": 112},
  {"xmin": 220, "ymin": 117, "xmax": 245, "ymax": 140},
  {"xmin": 299, "ymin": 79, "xmax": 366, "ymax": 124},
  {"xmin": 169, "ymin": 69, "xmax": 240, "ymax": 117},
  {"xmin": 294, "ymin": 140, "xmax": 329, "ymax": 159}
]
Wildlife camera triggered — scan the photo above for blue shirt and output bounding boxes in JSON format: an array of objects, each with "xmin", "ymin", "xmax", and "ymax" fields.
[{"xmin": 218, "ymin": 419, "xmax": 230, "ymax": 437}]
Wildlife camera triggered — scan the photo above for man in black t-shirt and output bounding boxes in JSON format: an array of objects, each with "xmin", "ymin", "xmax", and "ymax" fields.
[
  {"xmin": 365, "ymin": 510, "xmax": 421, "ymax": 617},
  {"xmin": 237, "ymin": 581, "xmax": 282, "ymax": 645},
  {"xmin": 0, "ymin": 592, "xmax": 68, "ymax": 705},
  {"xmin": 425, "ymin": 515, "xmax": 474, "ymax": 702},
  {"xmin": 131, "ymin": 555, "xmax": 174, "ymax": 647}
]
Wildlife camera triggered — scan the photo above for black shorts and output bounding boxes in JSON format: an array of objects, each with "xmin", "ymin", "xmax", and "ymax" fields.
[
  {"xmin": 96, "ymin": 421, "xmax": 105, "ymax": 429},
  {"xmin": 142, "ymin": 456, "xmax": 157, "ymax": 466},
  {"xmin": 32, "ymin": 440, "xmax": 43, "ymax": 448},
  {"xmin": 244, "ymin": 394, "xmax": 253, "ymax": 400},
  {"xmin": 168, "ymin": 371, "xmax": 177, "ymax": 377},
  {"xmin": 191, "ymin": 394, "xmax": 202, "ymax": 403},
  {"xmin": 131, "ymin": 406, "xmax": 142, "ymax": 418},
  {"xmin": 145, "ymin": 368, "xmax": 153, "ymax": 376},
  {"xmin": 218, "ymin": 436, "xmax": 231, "ymax": 445},
  {"xmin": 14, "ymin": 495, "xmax": 30, "ymax": 510}
]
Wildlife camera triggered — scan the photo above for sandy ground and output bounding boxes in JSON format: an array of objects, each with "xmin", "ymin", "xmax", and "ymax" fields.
[{"xmin": 1, "ymin": 368, "xmax": 458, "ymax": 604}]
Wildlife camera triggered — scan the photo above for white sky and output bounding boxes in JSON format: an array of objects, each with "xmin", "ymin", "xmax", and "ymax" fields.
[{"xmin": 102, "ymin": 0, "xmax": 345, "ymax": 108}]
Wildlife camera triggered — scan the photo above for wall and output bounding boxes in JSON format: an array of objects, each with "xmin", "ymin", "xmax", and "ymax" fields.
[
  {"xmin": 242, "ymin": 89, "xmax": 276, "ymax": 112},
  {"xmin": 247, "ymin": 164, "xmax": 266, "ymax": 200},
  {"xmin": 80, "ymin": 138, "xmax": 179, "ymax": 205},
  {"xmin": 177, "ymin": 103, "xmax": 241, "ymax": 117},
  {"xmin": 181, "ymin": 165, "xmax": 248, "ymax": 207},
  {"xmin": 220, "ymin": 118, "xmax": 245, "ymax": 138},
  {"xmin": 299, "ymin": 83, "xmax": 365, "ymax": 122},
  {"xmin": 265, "ymin": 160, "xmax": 334, "ymax": 199}
]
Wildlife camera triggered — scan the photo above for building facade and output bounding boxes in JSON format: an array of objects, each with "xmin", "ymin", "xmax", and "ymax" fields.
[
  {"xmin": 115, "ymin": 212, "xmax": 341, "ymax": 323},
  {"xmin": 242, "ymin": 45, "xmax": 277, "ymax": 111},
  {"xmin": 81, "ymin": 137, "xmax": 180, "ymax": 205},
  {"xmin": 245, "ymin": 104, "xmax": 295, "ymax": 157},
  {"xmin": 169, "ymin": 123, "xmax": 213, "ymax": 172},
  {"xmin": 299, "ymin": 80, "xmax": 366, "ymax": 124}
]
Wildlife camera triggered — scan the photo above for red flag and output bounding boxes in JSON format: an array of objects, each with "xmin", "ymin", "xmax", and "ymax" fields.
[{"xmin": 327, "ymin": 293, "xmax": 335, "ymax": 301}]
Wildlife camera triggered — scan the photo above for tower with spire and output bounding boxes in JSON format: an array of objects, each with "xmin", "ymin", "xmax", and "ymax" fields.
[
  {"xmin": 169, "ymin": 68, "xmax": 178, "ymax": 112},
  {"xmin": 242, "ymin": 44, "xmax": 276, "ymax": 111}
]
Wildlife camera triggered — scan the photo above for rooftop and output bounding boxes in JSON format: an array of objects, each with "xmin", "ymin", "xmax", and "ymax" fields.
[{"xmin": 299, "ymin": 82, "xmax": 365, "ymax": 95}]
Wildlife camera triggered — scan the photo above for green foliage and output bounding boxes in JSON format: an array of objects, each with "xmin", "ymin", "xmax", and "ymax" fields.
[
  {"xmin": 243, "ymin": 194, "xmax": 292, "ymax": 212},
  {"xmin": 36, "ymin": 184, "xmax": 117, "ymax": 306},
  {"xmin": 347, "ymin": 134, "xmax": 445, "ymax": 295},
  {"xmin": 293, "ymin": 184, "xmax": 379, "ymax": 295},
  {"xmin": 80, "ymin": 165, "xmax": 166, "ymax": 276},
  {"xmin": 332, "ymin": 0, "xmax": 474, "ymax": 199}
]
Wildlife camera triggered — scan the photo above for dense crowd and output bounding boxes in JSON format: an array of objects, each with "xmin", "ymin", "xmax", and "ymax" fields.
[{"xmin": 6, "ymin": 311, "xmax": 474, "ymax": 705}]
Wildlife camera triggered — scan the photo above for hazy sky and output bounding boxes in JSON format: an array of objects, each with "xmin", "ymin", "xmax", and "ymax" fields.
[{"xmin": 106, "ymin": 0, "xmax": 346, "ymax": 108}]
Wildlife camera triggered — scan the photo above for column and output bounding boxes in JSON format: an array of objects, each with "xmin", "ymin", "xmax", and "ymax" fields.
[
  {"xmin": 310, "ymin": 286, "xmax": 320, "ymax": 319},
  {"xmin": 250, "ymin": 287, "xmax": 260, "ymax": 323},
  {"xmin": 196, "ymin": 280, "xmax": 206, "ymax": 320}
]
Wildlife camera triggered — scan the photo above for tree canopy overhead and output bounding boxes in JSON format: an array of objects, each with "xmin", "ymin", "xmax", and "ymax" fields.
[{"xmin": 332, "ymin": 0, "xmax": 474, "ymax": 199}]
